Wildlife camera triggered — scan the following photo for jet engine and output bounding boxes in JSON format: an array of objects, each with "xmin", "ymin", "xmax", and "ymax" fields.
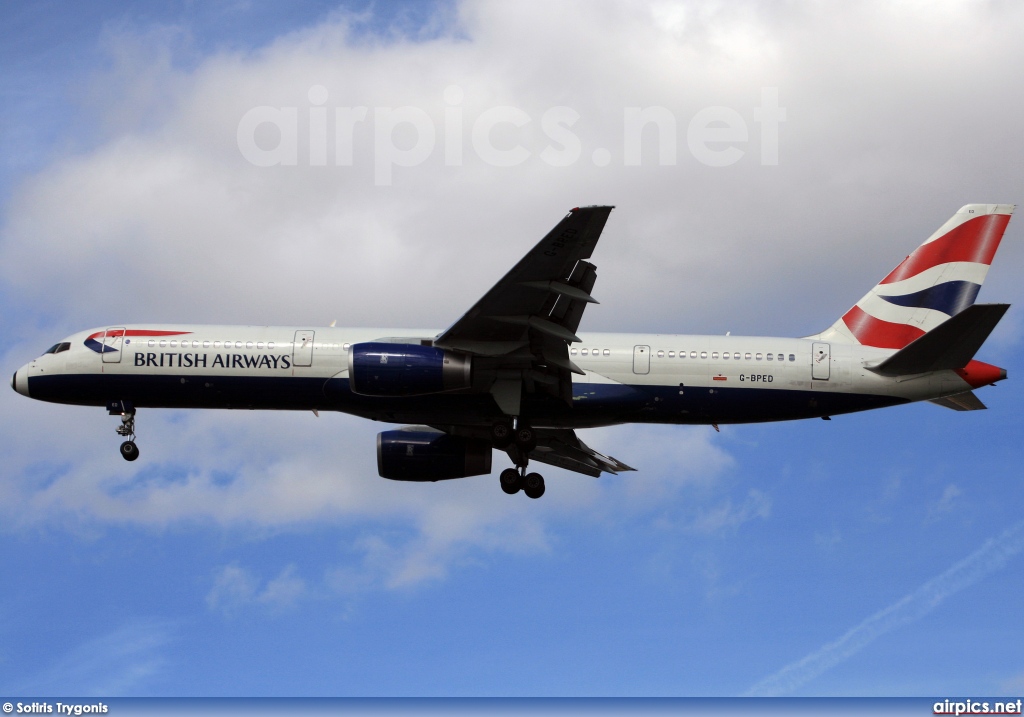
[
  {"xmin": 377, "ymin": 429, "xmax": 492, "ymax": 481},
  {"xmin": 349, "ymin": 342, "xmax": 471, "ymax": 396}
]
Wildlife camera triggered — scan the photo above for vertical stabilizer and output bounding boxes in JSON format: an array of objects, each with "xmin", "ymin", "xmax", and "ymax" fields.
[{"xmin": 818, "ymin": 204, "xmax": 1014, "ymax": 348}]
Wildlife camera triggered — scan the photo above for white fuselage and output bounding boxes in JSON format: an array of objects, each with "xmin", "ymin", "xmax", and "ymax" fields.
[{"xmin": 12, "ymin": 323, "xmax": 980, "ymax": 428}]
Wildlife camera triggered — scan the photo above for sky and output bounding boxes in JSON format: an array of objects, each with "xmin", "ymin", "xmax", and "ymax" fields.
[{"xmin": 2, "ymin": 0, "xmax": 1024, "ymax": 698}]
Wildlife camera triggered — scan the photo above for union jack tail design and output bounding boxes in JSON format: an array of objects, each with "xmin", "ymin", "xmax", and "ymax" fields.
[{"xmin": 821, "ymin": 204, "xmax": 1014, "ymax": 349}]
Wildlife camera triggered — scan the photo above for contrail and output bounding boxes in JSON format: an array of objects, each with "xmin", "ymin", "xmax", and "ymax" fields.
[{"xmin": 745, "ymin": 519, "xmax": 1024, "ymax": 696}]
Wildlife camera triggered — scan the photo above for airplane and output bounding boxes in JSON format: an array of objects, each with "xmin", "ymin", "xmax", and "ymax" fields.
[{"xmin": 10, "ymin": 203, "xmax": 1014, "ymax": 499}]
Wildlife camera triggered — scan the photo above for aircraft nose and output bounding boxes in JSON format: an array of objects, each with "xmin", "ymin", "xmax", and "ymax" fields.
[{"xmin": 11, "ymin": 365, "xmax": 30, "ymax": 397}]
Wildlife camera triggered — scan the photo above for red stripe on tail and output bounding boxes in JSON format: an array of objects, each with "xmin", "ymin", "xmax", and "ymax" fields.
[
  {"xmin": 842, "ymin": 305, "xmax": 926, "ymax": 349},
  {"xmin": 881, "ymin": 214, "xmax": 1009, "ymax": 284}
]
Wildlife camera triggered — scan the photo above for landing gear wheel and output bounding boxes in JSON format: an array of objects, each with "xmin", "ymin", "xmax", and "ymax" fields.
[
  {"xmin": 523, "ymin": 472, "xmax": 545, "ymax": 499},
  {"xmin": 514, "ymin": 424, "xmax": 536, "ymax": 453},
  {"xmin": 120, "ymin": 440, "xmax": 139, "ymax": 462},
  {"xmin": 499, "ymin": 468, "xmax": 522, "ymax": 495},
  {"xmin": 491, "ymin": 421, "xmax": 513, "ymax": 448}
]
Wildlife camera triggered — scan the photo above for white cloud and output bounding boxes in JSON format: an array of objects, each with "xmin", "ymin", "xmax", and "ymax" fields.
[
  {"xmin": 927, "ymin": 483, "xmax": 963, "ymax": 521},
  {"xmin": 207, "ymin": 563, "xmax": 307, "ymax": 613},
  {"xmin": 689, "ymin": 488, "xmax": 771, "ymax": 534},
  {"xmin": 15, "ymin": 619, "xmax": 175, "ymax": 696},
  {"xmin": 6, "ymin": 1, "xmax": 1023, "ymax": 335},
  {"xmin": 206, "ymin": 563, "xmax": 260, "ymax": 613}
]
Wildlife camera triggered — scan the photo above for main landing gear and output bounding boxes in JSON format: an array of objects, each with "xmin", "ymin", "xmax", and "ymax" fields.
[
  {"xmin": 115, "ymin": 410, "xmax": 139, "ymax": 462},
  {"xmin": 499, "ymin": 467, "xmax": 545, "ymax": 499},
  {"xmin": 494, "ymin": 419, "xmax": 545, "ymax": 499}
]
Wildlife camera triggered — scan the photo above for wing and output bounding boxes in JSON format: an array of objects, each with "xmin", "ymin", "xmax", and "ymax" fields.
[
  {"xmin": 433, "ymin": 206, "xmax": 614, "ymax": 415},
  {"xmin": 507, "ymin": 428, "xmax": 636, "ymax": 478}
]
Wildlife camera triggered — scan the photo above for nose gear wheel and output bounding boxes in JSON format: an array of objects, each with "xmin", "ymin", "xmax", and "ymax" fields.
[{"xmin": 115, "ymin": 410, "xmax": 139, "ymax": 461}]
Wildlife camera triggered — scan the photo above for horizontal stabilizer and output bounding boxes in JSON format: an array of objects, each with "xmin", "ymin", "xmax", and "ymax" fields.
[
  {"xmin": 929, "ymin": 391, "xmax": 987, "ymax": 411},
  {"xmin": 869, "ymin": 303, "xmax": 1009, "ymax": 376}
]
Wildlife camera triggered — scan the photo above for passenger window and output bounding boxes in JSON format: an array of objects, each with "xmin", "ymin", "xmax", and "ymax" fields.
[
  {"xmin": 756, "ymin": 353, "xmax": 762, "ymax": 360},
  {"xmin": 777, "ymin": 353, "xmax": 783, "ymax": 361},
  {"xmin": 767, "ymin": 353, "xmax": 773, "ymax": 361},
  {"xmin": 570, "ymin": 348, "xmax": 578, "ymax": 355},
  {"xmin": 668, "ymin": 351, "xmax": 674, "ymax": 358},
  {"xmin": 603, "ymin": 349, "xmax": 610, "ymax": 356},
  {"xmin": 723, "ymin": 352, "xmax": 729, "ymax": 360},
  {"xmin": 789, "ymin": 354, "xmax": 795, "ymax": 362},
  {"xmin": 148, "ymin": 340, "xmax": 156, "ymax": 348},
  {"xmin": 170, "ymin": 341, "xmax": 177, "ymax": 348},
  {"xmin": 257, "ymin": 342, "xmax": 264, "ymax": 349},
  {"xmin": 203, "ymin": 341, "xmax": 210, "ymax": 348},
  {"xmin": 246, "ymin": 342, "xmax": 253, "ymax": 349},
  {"xmin": 342, "ymin": 343, "xmax": 349, "ymax": 351},
  {"xmin": 690, "ymin": 351, "xmax": 697, "ymax": 359},
  {"xmin": 581, "ymin": 348, "xmax": 588, "ymax": 356},
  {"xmin": 734, "ymin": 352, "xmax": 740, "ymax": 360},
  {"xmin": 235, "ymin": 341, "xmax": 243, "ymax": 349},
  {"xmin": 214, "ymin": 341, "xmax": 221, "ymax": 348},
  {"xmin": 700, "ymin": 351, "xmax": 707, "ymax": 359},
  {"xmin": 657, "ymin": 350, "xmax": 664, "ymax": 358},
  {"xmin": 711, "ymin": 352, "xmax": 719, "ymax": 359},
  {"xmin": 744, "ymin": 352, "xmax": 751, "ymax": 360},
  {"xmin": 159, "ymin": 340, "xmax": 167, "ymax": 348}
]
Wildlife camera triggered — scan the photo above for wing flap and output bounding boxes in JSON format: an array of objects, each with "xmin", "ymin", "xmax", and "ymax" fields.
[{"xmin": 511, "ymin": 428, "xmax": 636, "ymax": 478}]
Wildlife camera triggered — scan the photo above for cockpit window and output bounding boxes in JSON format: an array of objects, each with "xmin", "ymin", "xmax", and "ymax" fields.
[{"xmin": 42, "ymin": 342, "xmax": 71, "ymax": 356}]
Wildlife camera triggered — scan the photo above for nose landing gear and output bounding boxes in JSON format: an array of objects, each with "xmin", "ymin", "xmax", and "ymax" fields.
[{"xmin": 115, "ymin": 410, "xmax": 139, "ymax": 461}]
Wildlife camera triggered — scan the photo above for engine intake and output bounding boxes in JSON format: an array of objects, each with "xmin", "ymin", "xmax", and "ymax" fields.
[
  {"xmin": 377, "ymin": 430, "xmax": 492, "ymax": 481},
  {"xmin": 349, "ymin": 342, "xmax": 471, "ymax": 396}
]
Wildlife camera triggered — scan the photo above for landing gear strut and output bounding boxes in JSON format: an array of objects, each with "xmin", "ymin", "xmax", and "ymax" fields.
[
  {"xmin": 495, "ymin": 419, "xmax": 544, "ymax": 497},
  {"xmin": 496, "ymin": 418, "xmax": 545, "ymax": 498},
  {"xmin": 115, "ymin": 410, "xmax": 139, "ymax": 461}
]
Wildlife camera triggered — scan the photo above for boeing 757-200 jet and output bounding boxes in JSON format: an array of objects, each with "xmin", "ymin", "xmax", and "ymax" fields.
[{"xmin": 11, "ymin": 204, "xmax": 1013, "ymax": 499}]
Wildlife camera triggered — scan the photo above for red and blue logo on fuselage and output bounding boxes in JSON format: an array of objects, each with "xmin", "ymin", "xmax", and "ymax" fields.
[{"xmin": 84, "ymin": 330, "xmax": 192, "ymax": 354}]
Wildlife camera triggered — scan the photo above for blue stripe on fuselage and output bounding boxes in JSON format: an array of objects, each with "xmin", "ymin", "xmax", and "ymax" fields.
[{"xmin": 27, "ymin": 373, "xmax": 908, "ymax": 427}]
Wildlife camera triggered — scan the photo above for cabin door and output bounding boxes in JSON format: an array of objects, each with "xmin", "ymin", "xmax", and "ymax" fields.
[
  {"xmin": 812, "ymin": 342, "xmax": 830, "ymax": 380},
  {"xmin": 633, "ymin": 345, "xmax": 650, "ymax": 375}
]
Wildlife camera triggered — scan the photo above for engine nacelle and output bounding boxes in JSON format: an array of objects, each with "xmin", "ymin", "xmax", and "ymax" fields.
[
  {"xmin": 349, "ymin": 342, "xmax": 472, "ymax": 397},
  {"xmin": 377, "ymin": 430, "xmax": 492, "ymax": 481}
]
